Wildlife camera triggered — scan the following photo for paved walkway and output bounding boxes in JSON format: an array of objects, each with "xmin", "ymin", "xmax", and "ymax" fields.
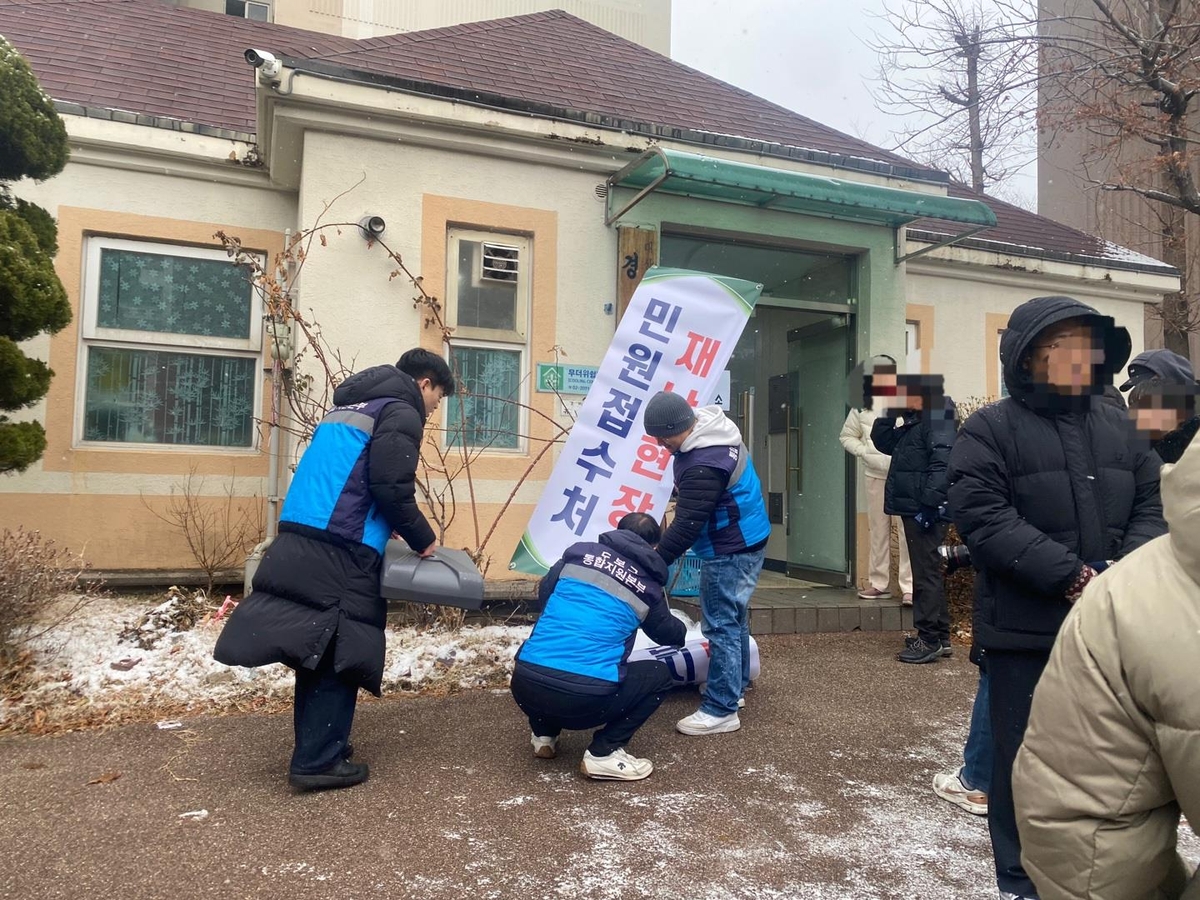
[{"xmin": 0, "ymin": 633, "xmax": 1017, "ymax": 898}]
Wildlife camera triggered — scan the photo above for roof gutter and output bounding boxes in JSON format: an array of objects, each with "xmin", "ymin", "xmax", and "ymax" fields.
[{"xmin": 264, "ymin": 55, "xmax": 952, "ymax": 187}]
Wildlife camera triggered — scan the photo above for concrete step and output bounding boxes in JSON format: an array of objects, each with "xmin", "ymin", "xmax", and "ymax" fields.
[{"xmin": 672, "ymin": 587, "xmax": 914, "ymax": 635}]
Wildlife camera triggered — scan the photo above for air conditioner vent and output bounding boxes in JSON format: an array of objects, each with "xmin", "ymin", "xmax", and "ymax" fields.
[{"xmin": 481, "ymin": 243, "xmax": 519, "ymax": 282}]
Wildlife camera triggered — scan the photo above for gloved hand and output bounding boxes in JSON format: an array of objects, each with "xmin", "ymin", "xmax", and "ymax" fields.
[
  {"xmin": 1066, "ymin": 564, "xmax": 1099, "ymax": 603},
  {"xmin": 1087, "ymin": 560, "xmax": 1114, "ymax": 574}
]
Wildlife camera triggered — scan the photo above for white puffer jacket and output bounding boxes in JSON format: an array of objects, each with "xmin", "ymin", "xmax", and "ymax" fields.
[{"xmin": 839, "ymin": 408, "xmax": 891, "ymax": 480}]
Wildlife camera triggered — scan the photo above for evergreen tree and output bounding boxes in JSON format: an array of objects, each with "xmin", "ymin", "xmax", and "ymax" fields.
[{"xmin": 0, "ymin": 35, "xmax": 70, "ymax": 474}]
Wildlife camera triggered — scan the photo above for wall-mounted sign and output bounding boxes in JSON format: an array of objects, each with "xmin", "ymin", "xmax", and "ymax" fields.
[{"xmin": 536, "ymin": 363, "xmax": 599, "ymax": 395}]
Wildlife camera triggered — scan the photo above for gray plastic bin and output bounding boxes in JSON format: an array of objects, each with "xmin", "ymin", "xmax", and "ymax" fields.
[{"xmin": 379, "ymin": 542, "xmax": 485, "ymax": 610}]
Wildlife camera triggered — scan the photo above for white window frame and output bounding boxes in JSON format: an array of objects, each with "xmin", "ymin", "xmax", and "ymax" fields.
[
  {"xmin": 443, "ymin": 228, "xmax": 532, "ymax": 454},
  {"xmin": 76, "ymin": 236, "xmax": 264, "ymax": 452}
]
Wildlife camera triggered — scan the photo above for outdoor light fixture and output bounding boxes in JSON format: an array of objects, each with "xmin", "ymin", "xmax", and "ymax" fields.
[{"xmin": 358, "ymin": 215, "xmax": 386, "ymax": 240}]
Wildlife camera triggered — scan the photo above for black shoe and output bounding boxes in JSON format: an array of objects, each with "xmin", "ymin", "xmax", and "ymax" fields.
[
  {"xmin": 897, "ymin": 637, "xmax": 942, "ymax": 664},
  {"xmin": 288, "ymin": 760, "xmax": 369, "ymax": 791},
  {"xmin": 939, "ymin": 639, "xmax": 953, "ymax": 658}
]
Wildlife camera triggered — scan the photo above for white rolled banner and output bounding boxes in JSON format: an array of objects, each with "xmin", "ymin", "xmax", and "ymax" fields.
[
  {"xmin": 628, "ymin": 609, "xmax": 761, "ymax": 686},
  {"xmin": 510, "ymin": 267, "xmax": 762, "ymax": 575}
]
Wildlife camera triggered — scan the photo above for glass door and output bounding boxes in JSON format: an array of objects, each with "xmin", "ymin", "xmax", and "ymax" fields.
[{"xmin": 784, "ymin": 315, "xmax": 853, "ymax": 584}]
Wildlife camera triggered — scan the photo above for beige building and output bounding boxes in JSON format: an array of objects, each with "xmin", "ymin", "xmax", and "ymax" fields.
[
  {"xmin": 1, "ymin": 0, "xmax": 1178, "ymax": 586},
  {"xmin": 167, "ymin": 0, "xmax": 671, "ymax": 50}
]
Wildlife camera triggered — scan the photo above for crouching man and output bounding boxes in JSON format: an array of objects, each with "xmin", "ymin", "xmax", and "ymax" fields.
[{"xmin": 510, "ymin": 513, "xmax": 685, "ymax": 781}]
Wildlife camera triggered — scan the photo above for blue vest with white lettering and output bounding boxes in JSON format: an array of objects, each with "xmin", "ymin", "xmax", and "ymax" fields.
[
  {"xmin": 517, "ymin": 541, "xmax": 665, "ymax": 687},
  {"xmin": 279, "ymin": 397, "xmax": 397, "ymax": 554},
  {"xmin": 675, "ymin": 442, "xmax": 772, "ymax": 559}
]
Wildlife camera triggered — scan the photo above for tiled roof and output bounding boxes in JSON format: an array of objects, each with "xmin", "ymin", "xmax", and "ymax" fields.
[
  {"xmin": 0, "ymin": 0, "xmax": 939, "ymax": 177},
  {"xmin": 911, "ymin": 184, "xmax": 1176, "ymax": 275},
  {"xmin": 0, "ymin": 0, "xmax": 1178, "ymax": 274}
]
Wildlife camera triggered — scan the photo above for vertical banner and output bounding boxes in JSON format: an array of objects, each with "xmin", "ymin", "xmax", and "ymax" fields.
[{"xmin": 510, "ymin": 267, "xmax": 762, "ymax": 575}]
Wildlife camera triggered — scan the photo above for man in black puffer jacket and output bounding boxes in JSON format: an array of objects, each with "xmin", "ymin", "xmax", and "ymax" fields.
[
  {"xmin": 871, "ymin": 372, "xmax": 957, "ymax": 664},
  {"xmin": 947, "ymin": 296, "xmax": 1165, "ymax": 899},
  {"xmin": 214, "ymin": 348, "xmax": 454, "ymax": 791}
]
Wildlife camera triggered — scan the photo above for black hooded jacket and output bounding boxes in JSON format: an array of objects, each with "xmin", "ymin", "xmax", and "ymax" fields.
[
  {"xmin": 214, "ymin": 365, "xmax": 434, "ymax": 694},
  {"xmin": 947, "ymin": 296, "xmax": 1166, "ymax": 652}
]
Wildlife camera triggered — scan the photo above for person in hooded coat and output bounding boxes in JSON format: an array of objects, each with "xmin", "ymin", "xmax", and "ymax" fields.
[
  {"xmin": 1013, "ymin": 431, "xmax": 1200, "ymax": 900},
  {"xmin": 644, "ymin": 390, "xmax": 771, "ymax": 738},
  {"xmin": 214, "ymin": 348, "xmax": 455, "ymax": 790},
  {"xmin": 1121, "ymin": 349, "xmax": 1200, "ymax": 465},
  {"xmin": 947, "ymin": 296, "xmax": 1166, "ymax": 899},
  {"xmin": 511, "ymin": 513, "xmax": 686, "ymax": 782}
]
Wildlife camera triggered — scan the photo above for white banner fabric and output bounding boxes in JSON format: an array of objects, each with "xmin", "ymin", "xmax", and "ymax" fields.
[{"xmin": 509, "ymin": 267, "xmax": 762, "ymax": 575}]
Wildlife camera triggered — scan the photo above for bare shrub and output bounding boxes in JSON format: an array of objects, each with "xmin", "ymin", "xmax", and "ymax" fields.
[
  {"xmin": 143, "ymin": 468, "xmax": 265, "ymax": 596},
  {"xmin": 0, "ymin": 528, "xmax": 100, "ymax": 679}
]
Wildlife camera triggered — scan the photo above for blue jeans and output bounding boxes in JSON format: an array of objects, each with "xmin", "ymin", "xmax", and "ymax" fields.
[
  {"xmin": 962, "ymin": 665, "xmax": 992, "ymax": 794},
  {"xmin": 698, "ymin": 548, "xmax": 765, "ymax": 717}
]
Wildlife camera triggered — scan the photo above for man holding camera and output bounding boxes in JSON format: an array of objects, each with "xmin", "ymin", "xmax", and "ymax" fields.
[{"xmin": 947, "ymin": 296, "xmax": 1164, "ymax": 899}]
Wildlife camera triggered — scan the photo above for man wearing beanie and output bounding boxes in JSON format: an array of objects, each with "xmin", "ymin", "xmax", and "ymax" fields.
[{"xmin": 645, "ymin": 390, "xmax": 771, "ymax": 736}]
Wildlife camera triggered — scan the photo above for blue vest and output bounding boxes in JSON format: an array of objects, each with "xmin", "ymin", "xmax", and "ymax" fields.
[
  {"xmin": 279, "ymin": 397, "xmax": 398, "ymax": 554},
  {"xmin": 517, "ymin": 541, "xmax": 665, "ymax": 687},
  {"xmin": 674, "ymin": 442, "xmax": 771, "ymax": 559}
]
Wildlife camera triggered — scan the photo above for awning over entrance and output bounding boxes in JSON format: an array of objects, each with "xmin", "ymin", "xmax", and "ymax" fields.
[{"xmin": 605, "ymin": 148, "xmax": 996, "ymax": 263}]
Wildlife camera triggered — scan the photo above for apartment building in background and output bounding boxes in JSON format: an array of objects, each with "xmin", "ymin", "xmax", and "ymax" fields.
[{"xmin": 166, "ymin": 0, "xmax": 672, "ymax": 50}]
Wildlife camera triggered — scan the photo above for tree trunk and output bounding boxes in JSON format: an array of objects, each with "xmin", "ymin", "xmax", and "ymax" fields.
[{"xmin": 966, "ymin": 38, "xmax": 984, "ymax": 192}]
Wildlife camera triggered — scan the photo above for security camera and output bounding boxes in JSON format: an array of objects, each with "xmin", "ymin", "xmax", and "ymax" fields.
[
  {"xmin": 358, "ymin": 216, "xmax": 386, "ymax": 239},
  {"xmin": 244, "ymin": 49, "xmax": 281, "ymax": 80}
]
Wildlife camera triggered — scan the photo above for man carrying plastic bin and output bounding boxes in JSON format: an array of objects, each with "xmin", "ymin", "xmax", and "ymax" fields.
[{"xmin": 644, "ymin": 390, "xmax": 771, "ymax": 736}]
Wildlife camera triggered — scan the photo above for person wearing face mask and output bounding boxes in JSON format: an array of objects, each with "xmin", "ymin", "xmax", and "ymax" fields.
[
  {"xmin": 947, "ymin": 296, "xmax": 1166, "ymax": 900},
  {"xmin": 215, "ymin": 348, "xmax": 455, "ymax": 791},
  {"xmin": 840, "ymin": 355, "xmax": 914, "ymax": 606}
]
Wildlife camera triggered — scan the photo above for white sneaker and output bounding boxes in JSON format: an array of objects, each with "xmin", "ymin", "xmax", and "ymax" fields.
[
  {"xmin": 580, "ymin": 748, "xmax": 653, "ymax": 781},
  {"xmin": 676, "ymin": 709, "xmax": 741, "ymax": 735},
  {"xmin": 932, "ymin": 768, "xmax": 988, "ymax": 815},
  {"xmin": 531, "ymin": 733, "xmax": 558, "ymax": 759},
  {"xmin": 737, "ymin": 697, "xmax": 746, "ymax": 709}
]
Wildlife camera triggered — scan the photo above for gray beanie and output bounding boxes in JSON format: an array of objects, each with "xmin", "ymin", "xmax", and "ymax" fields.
[{"xmin": 643, "ymin": 391, "xmax": 696, "ymax": 438}]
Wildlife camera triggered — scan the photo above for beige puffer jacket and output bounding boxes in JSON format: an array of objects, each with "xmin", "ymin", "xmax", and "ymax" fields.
[{"xmin": 1013, "ymin": 434, "xmax": 1200, "ymax": 900}]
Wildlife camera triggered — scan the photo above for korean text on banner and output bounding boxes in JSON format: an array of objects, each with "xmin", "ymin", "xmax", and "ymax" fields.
[{"xmin": 510, "ymin": 267, "xmax": 762, "ymax": 574}]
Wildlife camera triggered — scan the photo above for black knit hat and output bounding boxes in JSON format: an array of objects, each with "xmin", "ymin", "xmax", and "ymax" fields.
[{"xmin": 643, "ymin": 391, "xmax": 696, "ymax": 438}]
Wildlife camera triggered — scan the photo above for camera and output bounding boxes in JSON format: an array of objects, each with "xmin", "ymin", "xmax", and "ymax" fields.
[
  {"xmin": 938, "ymin": 543, "xmax": 972, "ymax": 574},
  {"xmin": 244, "ymin": 49, "xmax": 281, "ymax": 80},
  {"xmin": 358, "ymin": 215, "xmax": 386, "ymax": 239}
]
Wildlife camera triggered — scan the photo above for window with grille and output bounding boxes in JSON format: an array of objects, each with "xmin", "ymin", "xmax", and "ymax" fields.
[
  {"xmin": 443, "ymin": 228, "xmax": 531, "ymax": 452},
  {"xmin": 79, "ymin": 238, "xmax": 263, "ymax": 449}
]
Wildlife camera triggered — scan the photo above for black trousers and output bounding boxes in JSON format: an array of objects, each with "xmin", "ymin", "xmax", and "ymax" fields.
[
  {"xmin": 987, "ymin": 648, "xmax": 1051, "ymax": 898},
  {"xmin": 510, "ymin": 660, "xmax": 674, "ymax": 756},
  {"xmin": 901, "ymin": 517, "xmax": 949, "ymax": 644},
  {"xmin": 290, "ymin": 639, "xmax": 359, "ymax": 775}
]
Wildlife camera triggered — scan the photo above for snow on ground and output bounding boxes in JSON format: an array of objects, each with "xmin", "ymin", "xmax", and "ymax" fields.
[{"xmin": 0, "ymin": 595, "xmax": 529, "ymax": 728}]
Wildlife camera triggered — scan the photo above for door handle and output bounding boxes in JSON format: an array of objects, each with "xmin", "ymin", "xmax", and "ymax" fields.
[{"xmin": 789, "ymin": 421, "xmax": 802, "ymax": 493}]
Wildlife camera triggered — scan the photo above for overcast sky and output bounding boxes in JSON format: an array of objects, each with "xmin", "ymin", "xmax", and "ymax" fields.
[{"xmin": 670, "ymin": 0, "xmax": 1038, "ymax": 207}]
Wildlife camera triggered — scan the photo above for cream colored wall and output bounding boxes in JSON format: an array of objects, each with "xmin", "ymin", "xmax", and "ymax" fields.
[
  {"xmin": 3, "ymin": 158, "xmax": 296, "ymax": 570},
  {"xmin": 292, "ymin": 130, "xmax": 617, "ymax": 573},
  {"xmin": 263, "ymin": 0, "xmax": 672, "ymax": 51},
  {"xmin": 906, "ymin": 261, "xmax": 1152, "ymax": 403}
]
